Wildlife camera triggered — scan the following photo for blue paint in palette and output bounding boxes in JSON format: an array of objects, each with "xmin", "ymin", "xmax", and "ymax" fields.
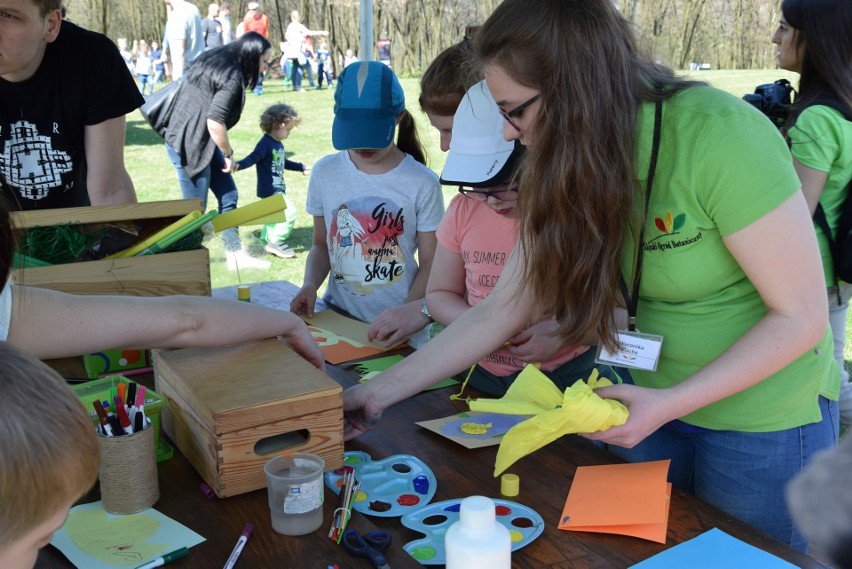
[{"xmin": 323, "ymin": 451, "xmax": 438, "ymax": 517}]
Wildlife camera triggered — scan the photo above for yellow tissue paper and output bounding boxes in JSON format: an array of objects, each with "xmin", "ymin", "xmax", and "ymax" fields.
[{"xmin": 469, "ymin": 365, "xmax": 629, "ymax": 477}]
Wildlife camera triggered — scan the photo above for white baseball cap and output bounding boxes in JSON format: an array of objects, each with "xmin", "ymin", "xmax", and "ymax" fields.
[
  {"xmin": 440, "ymin": 80, "xmax": 523, "ymax": 188},
  {"xmin": 248, "ymin": 2, "xmax": 260, "ymax": 9}
]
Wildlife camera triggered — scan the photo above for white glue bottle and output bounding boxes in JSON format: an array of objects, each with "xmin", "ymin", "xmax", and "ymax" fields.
[{"xmin": 445, "ymin": 496, "xmax": 511, "ymax": 569}]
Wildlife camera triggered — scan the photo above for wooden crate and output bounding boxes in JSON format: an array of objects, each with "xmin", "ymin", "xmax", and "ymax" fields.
[
  {"xmin": 10, "ymin": 199, "xmax": 211, "ymax": 297},
  {"xmin": 154, "ymin": 338, "xmax": 344, "ymax": 498}
]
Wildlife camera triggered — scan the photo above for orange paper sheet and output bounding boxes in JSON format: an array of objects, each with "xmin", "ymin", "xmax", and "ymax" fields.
[
  {"xmin": 558, "ymin": 460, "xmax": 671, "ymax": 543},
  {"xmin": 304, "ymin": 310, "xmax": 405, "ymax": 365}
]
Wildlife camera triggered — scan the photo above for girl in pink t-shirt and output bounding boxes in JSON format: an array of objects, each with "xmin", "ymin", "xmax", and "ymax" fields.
[{"xmin": 425, "ymin": 81, "xmax": 617, "ymax": 396}]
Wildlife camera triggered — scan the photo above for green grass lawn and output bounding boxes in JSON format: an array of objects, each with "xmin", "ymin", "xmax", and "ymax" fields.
[{"xmin": 126, "ymin": 69, "xmax": 799, "ymax": 291}]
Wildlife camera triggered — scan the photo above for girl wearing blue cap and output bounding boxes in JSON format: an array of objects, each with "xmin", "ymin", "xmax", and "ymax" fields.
[{"xmin": 291, "ymin": 62, "xmax": 444, "ymax": 347}]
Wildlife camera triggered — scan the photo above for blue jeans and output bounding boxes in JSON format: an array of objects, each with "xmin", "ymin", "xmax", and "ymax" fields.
[
  {"xmin": 317, "ymin": 62, "xmax": 332, "ymax": 87},
  {"xmin": 165, "ymin": 143, "xmax": 241, "ymax": 251},
  {"xmin": 290, "ymin": 59, "xmax": 303, "ymax": 90},
  {"xmin": 609, "ymin": 396, "xmax": 839, "ymax": 551},
  {"xmin": 138, "ymin": 74, "xmax": 153, "ymax": 96}
]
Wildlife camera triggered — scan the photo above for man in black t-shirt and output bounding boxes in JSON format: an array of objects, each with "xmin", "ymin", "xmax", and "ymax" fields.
[
  {"xmin": 0, "ymin": 0, "xmax": 143, "ymax": 210},
  {"xmin": 202, "ymin": 3, "xmax": 224, "ymax": 49}
]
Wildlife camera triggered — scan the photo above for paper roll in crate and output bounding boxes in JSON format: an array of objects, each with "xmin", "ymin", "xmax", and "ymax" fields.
[{"xmin": 98, "ymin": 420, "xmax": 160, "ymax": 515}]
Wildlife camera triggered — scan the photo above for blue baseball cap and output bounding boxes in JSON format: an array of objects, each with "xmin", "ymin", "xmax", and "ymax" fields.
[{"xmin": 332, "ymin": 61, "xmax": 406, "ymax": 150}]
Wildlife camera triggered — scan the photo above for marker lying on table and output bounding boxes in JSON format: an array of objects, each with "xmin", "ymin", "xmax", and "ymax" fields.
[
  {"xmin": 223, "ymin": 523, "xmax": 253, "ymax": 569},
  {"xmin": 134, "ymin": 547, "xmax": 188, "ymax": 569}
]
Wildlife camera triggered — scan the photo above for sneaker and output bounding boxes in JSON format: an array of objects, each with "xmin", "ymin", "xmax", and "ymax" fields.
[
  {"xmin": 226, "ymin": 249, "xmax": 271, "ymax": 271},
  {"xmin": 839, "ymin": 378, "xmax": 852, "ymax": 426},
  {"xmin": 253, "ymin": 87, "xmax": 264, "ymax": 96},
  {"xmin": 264, "ymin": 241, "xmax": 295, "ymax": 259}
]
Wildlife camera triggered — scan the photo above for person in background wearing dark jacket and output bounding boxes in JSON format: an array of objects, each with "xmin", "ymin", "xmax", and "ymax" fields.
[{"xmin": 164, "ymin": 31, "xmax": 272, "ymax": 270}]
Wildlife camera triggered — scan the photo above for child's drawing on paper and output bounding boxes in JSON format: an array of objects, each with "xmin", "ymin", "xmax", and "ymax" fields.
[{"xmin": 64, "ymin": 508, "xmax": 166, "ymax": 565}]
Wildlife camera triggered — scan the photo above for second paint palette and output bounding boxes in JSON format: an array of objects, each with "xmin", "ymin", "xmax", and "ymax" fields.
[{"xmin": 401, "ymin": 498, "xmax": 545, "ymax": 565}]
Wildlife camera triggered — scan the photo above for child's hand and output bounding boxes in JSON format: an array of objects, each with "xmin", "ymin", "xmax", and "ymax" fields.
[
  {"xmin": 290, "ymin": 286, "xmax": 318, "ymax": 318},
  {"xmin": 302, "ymin": 166, "xmax": 311, "ymax": 176},
  {"xmin": 367, "ymin": 302, "xmax": 427, "ymax": 347}
]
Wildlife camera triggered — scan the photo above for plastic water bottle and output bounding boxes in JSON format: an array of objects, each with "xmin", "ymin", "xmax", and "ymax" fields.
[{"xmin": 445, "ymin": 496, "xmax": 511, "ymax": 569}]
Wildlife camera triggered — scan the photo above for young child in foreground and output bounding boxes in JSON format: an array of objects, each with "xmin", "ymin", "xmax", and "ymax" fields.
[
  {"xmin": 290, "ymin": 61, "xmax": 444, "ymax": 347},
  {"xmin": 0, "ymin": 342, "xmax": 99, "ymax": 569},
  {"xmin": 236, "ymin": 103, "xmax": 310, "ymax": 259}
]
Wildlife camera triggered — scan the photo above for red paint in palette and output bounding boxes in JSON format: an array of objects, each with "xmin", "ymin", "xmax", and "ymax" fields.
[
  {"xmin": 495, "ymin": 505, "xmax": 512, "ymax": 516},
  {"xmin": 398, "ymin": 494, "xmax": 420, "ymax": 507}
]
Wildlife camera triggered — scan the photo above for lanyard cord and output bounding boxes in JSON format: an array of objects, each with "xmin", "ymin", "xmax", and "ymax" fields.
[{"xmin": 621, "ymin": 99, "xmax": 663, "ymax": 332}]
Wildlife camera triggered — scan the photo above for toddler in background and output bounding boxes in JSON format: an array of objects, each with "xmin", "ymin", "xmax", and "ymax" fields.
[
  {"xmin": 0, "ymin": 342, "xmax": 99, "ymax": 569},
  {"xmin": 236, "ymin": 103, "xmax": 309, "ymax": 259}
]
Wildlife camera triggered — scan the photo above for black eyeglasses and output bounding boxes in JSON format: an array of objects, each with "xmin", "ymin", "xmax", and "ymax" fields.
[
  {"xmin": 458, "ymin": 186, "xmax": 519, "ymax": 201},
  {"xmin": 500, "ymin": 94, "xmax": 540, "ymax": 131}
]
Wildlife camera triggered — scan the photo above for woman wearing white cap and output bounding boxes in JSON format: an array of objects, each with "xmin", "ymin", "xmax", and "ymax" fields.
[{"xmin": 426, "ymin": 81, "xmax": 616, "ymax": 396}]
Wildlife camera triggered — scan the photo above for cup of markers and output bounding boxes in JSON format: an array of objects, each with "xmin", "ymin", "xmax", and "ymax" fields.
[{"xmin": 94, "ymin": 385, "xmax": 160, "ymax": 514}]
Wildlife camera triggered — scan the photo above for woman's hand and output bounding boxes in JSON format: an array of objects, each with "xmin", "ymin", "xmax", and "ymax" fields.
[
  {"xmin": 367, "ymin": 301, "xmax": 429, "ymax": 347},
  {"xmin": 581, "ymin": 383, "xmax": 677, "ymax": 448},
  {"xmin": 505, "ymin": 319, "xmax": 564, "ymax": 363},
  {"xmin": 222, "ymin": 155, "xmax": 236, "ymax": 173},
  {"xmin": 277, "ymin": 314, "xmax": 325, "ymax": 370},
  {"xmin": 343, "ymin": 383, "xmax": 385, "ymax": 440}
]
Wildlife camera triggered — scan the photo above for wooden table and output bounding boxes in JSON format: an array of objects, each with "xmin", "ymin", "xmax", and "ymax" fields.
[{"xmin": 37, "ymin": 281, "xmax": 831, "ymax": 569}]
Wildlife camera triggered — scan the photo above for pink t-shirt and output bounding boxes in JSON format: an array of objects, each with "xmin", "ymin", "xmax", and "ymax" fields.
[{"xmin": 436, "ymin": 195, "xmax": 588, "ymax": 376}]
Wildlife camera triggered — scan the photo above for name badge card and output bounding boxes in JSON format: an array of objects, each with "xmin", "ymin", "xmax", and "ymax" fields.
[{"xmin": 595, "ymin": 331, "xmax": 663, "ymax": 372}]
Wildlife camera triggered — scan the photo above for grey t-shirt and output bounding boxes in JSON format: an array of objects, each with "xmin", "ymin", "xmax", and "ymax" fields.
[{"xmin": 306, "ymin": 151, "xmax": 444, "ymax": 323}]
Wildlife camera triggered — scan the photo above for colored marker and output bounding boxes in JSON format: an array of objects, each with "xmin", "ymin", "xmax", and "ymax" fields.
[
  {"xmin": 223, "ymin": 523, "xmax": 253, "ymax": 569},
  {"xmin": 134, "ymin": 410, "xmax": 144, "ymax": 433},
  {"xmin": 115, "ymin": 401, "xmax": 134, "ymax": 435},
  {"xmin": 127, "ymin": 382, "xmax": 137, "ymax": 410},
  {"xmin": 93, "ymin": 400, "xmax": 113, "ymax": 436},
  {"xmin": 134, "ymin": 547, "xmax": 188, "ymax": 569}
]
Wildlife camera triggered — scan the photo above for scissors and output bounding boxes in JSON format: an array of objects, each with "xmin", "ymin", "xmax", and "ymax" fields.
[{"xmin": 342, "ymin": 529, "xmax": 392, "ymax": 569}]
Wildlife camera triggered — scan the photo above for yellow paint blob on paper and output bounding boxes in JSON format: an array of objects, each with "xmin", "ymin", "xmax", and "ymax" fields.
[
  {"xmin": 460, "ymin": 422, "xmax": 492, "ymax": 435},
  {"xmin": 64, "ymin": 508, "xmax": 167, "ymax": 566}
]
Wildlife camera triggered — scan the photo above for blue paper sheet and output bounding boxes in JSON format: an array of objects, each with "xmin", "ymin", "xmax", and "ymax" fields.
[{"xmin": 630, "ymin": 528, "xmax": 798, "ymax": 568}]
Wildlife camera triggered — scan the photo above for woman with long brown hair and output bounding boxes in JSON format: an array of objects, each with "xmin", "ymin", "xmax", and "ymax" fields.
[
  {"xmin": 344, "ymin": 0, "xmax": 838, "ymax": 550},
  {"xmin": 773, "ymin": 0, "xmax": 852, "ymax": 426}
]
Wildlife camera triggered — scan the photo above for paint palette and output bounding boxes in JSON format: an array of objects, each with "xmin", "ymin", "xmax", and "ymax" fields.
[
  {"xmin": 323, "ymin": 451, "xmax": 437, "ymax": 517},
  {"xmin": 401, "ymin": 499, "xmax": 545, "ymax": 565}
]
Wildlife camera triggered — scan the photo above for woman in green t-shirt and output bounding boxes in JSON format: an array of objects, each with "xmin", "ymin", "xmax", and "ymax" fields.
[
  {"xmin": 344, "ymin": 0, "xmax": 839, "ymax": 552},
  {"xmin": 774, "ymin": 0, "xmax": 852, "ymax": 426}
]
